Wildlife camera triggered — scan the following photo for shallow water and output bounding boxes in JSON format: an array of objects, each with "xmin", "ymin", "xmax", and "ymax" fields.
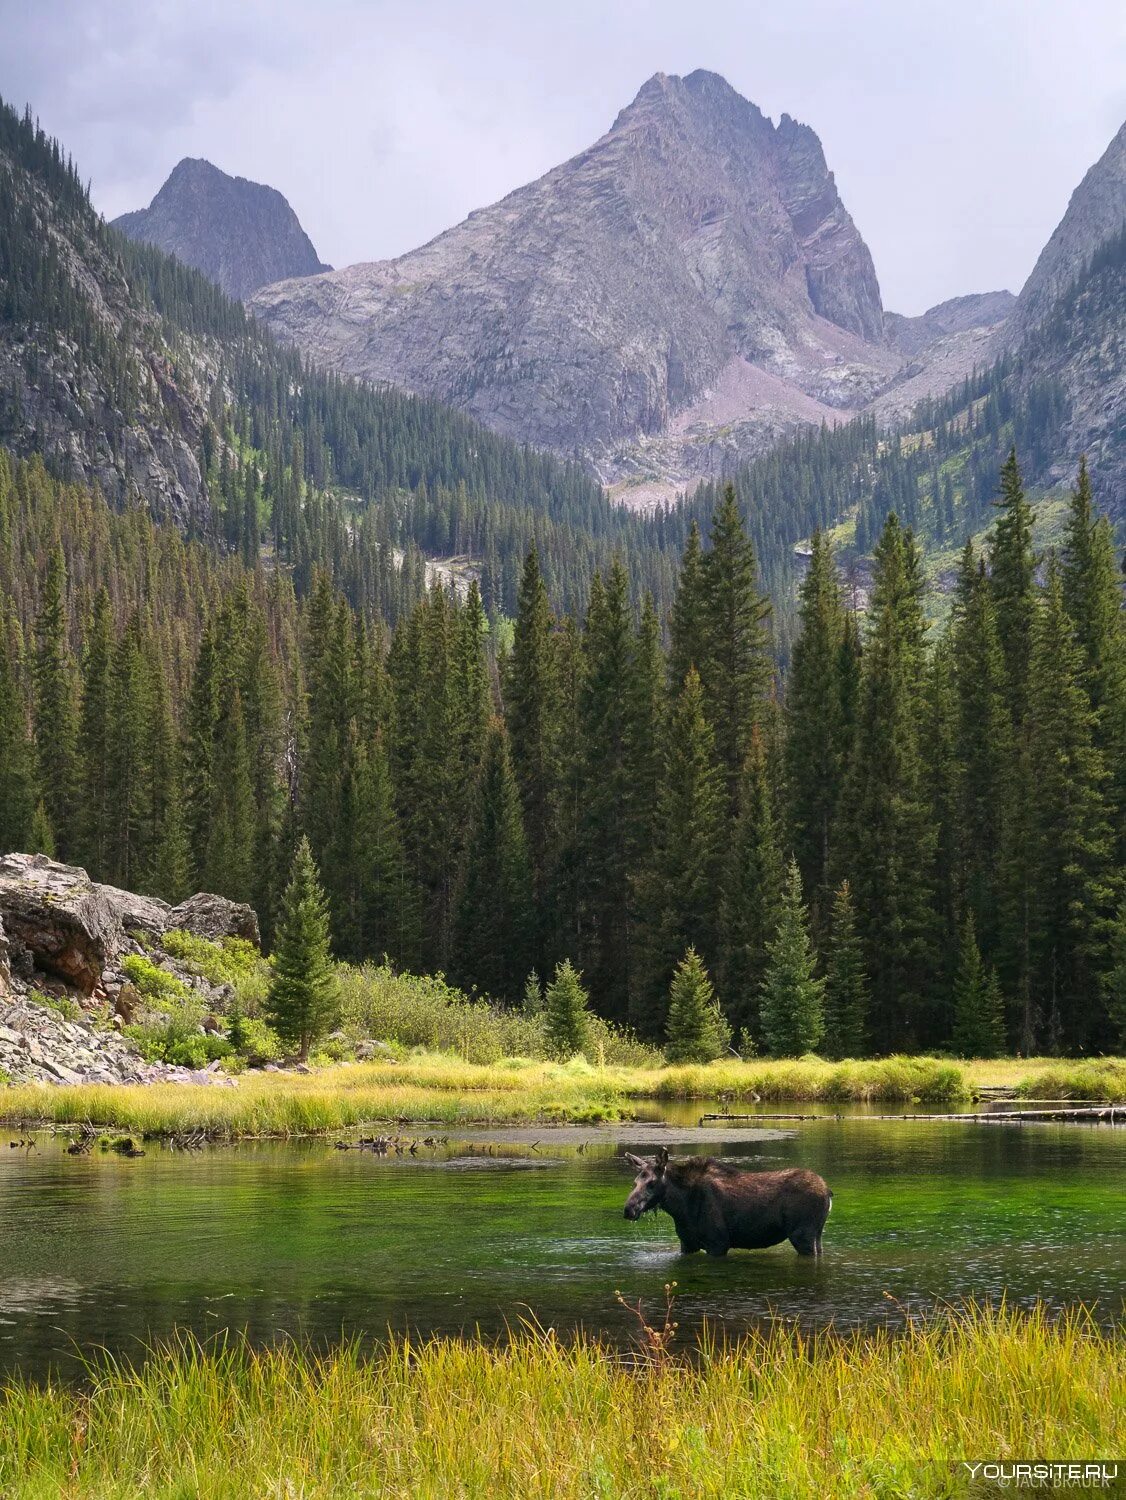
[{"xmin": 1, "ymin": 1112, "xmax": 1123, "ymax": 1380}]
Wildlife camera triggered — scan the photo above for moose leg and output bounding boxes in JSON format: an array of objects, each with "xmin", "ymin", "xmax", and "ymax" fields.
[
  {"xmin": 678, "ymin": 1238, "xmax": 700, "ymax": 1255},
  {"xmin": 788, "ymin": 1227, "xmax": 819, "ymax": 1257}
]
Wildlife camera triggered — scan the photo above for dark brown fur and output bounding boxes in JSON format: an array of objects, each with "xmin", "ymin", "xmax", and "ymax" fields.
[{"xmin": 623, "ymin": 1148, "xmax": 832, "ymax": 1257}]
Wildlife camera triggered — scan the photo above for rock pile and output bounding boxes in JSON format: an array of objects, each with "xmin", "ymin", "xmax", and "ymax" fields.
[{"xmin": 0, "ymin": 854, "xmax": 259, "ymax": 1088}]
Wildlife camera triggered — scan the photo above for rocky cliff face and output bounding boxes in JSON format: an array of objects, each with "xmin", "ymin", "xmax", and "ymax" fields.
[
  {"xmin": 1006, "ymin": 121, "xmax": 1126, "ymax": 342},
  {"xmin": 114, "ymin": 158, "xmax": 330, "ymax": 300},
  {"xmin": 998, "ymin": 119, "xmax": 1126, "ymax": 507},
  {"xmin": 251, "ymin": 71, "xmax": 898, "ymax": 480},
  {"xmin": 0, "ymin": 137, "xmax": 215, "ymax": 528}
]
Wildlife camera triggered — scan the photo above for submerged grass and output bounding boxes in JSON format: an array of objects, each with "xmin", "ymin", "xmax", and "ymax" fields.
[
  {"xmin": 2, "ymin": 1053, "xmax": 1123, "ymax": 1138},
  {"xmin": 1, "ymin": 1304, "xmax": 1121, "ymax": 1498}
]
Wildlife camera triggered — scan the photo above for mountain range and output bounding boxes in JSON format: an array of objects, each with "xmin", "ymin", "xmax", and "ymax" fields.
[
  {"xmin": 113, "ymin": 157, "xmax": 330, "ymax": 299},
  {"xmin": 243, "ymin": 71, "xmax": 1027, "ymax": 503}
]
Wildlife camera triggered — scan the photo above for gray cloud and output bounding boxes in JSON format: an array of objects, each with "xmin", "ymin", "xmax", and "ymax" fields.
[{"xmin": 1, "ymin": 0, "xmax": 1123, "ymax": 313}]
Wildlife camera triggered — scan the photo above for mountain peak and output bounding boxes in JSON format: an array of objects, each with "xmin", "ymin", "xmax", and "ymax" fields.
[{"xmin": 113, "ymin": 160, "xmax": 330, "ymax": 300}]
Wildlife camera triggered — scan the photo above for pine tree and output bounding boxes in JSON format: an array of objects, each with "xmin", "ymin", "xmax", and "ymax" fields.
[
  {"xmin": 950, "ymin": 544, "xmax": 1012, "ymax": 958},
  {"xmin": 506, "ymin": 546, "xmax": 561, "ymax": 945},
  {"xmin": 355, "ymin": 733, "xmax": 419, "ymax": 970},
  {"xmin": 989, "ymin": 448, "xmax": 1036, "ymax": 728},
  {"xmin": 1108, "ymin": 901, "xmax": 1126, "ymax": 1052},
  {"xmin": 821, "ymin": 881, "xmax": 868, "ymax": 1059},
  {"xmin": 839, "ymin": 514, "xmax": 936, "ymax": 1051},
  {"xmin": 633, "ymin": 667, "xmax": 725, "ymax": 1037},
  {"xmin": 785, "ymin": 529, "xmax": 847, "ymax": 919},
  {"xmin": 522, "ymin": 970, "xmax": 543, "ymax": 1017},
  {"xmin": 668, "ymin": 521, "xmax": 707, "ymax": 690},
  {"xmin": 104, "ymin": 616, "xmax": 154, "ymax": 890},
  {"xmin": 267, "ymin": 836, "xmax": 338, "ymax": 1060},
  {"xmin": 1061, "ymin": 456, "xmax": 1126, "ymax": 859},
  {"xmin": 203, "ymin": 687, "xmax": 255, "ymax": 903},
  {"xmin": 1026, "ymin": 557, "xmax": 1116, "ymax": 1051},
  {"xmin": 951, "ymin": 914, "xmax": 1006, "ymax": 1058},
  {"xmin": 32, "ymin": 546, "xmax": 78, "ymax": 856},
  {"xmin": 720, "ymin": 726, "xmax": 784, "ymax": 1040},
  {"xmin": 453, "ymin": 719, "xmax": 533, "ymax": 1003},
  {"xmin": 759, "ymin": 858, "xmax": 824, "ymax": 1057},
  {"xmin": 700, "ymin": 485, "xmax": 772, "ymax": 808},
  {"xmin": 0, "ymin": 620, "xmax": 36, "ymax": 852},
  {"xmin": 29, "ymin": 799, "xmax": 55, "ymax": 857},
  {"xmin": 578, "ymin": 560, "xmax": 635, "ymax": 1014},
  {"xmin": 665, "ymin": 946, "xmax": 731, "ymax": 1063},
  {"xmin": 76, "ymin": 588, "xmax": 113, "ymax": 876},
  {"xmin": 544, "ymin": 958, "xmax": 590, "ymax": 1060}
]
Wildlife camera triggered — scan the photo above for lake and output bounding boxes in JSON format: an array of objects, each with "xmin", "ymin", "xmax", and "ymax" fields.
[{"xmin": 2, "ymin": 1111, "xmax": 1124, "ymax": 1381}]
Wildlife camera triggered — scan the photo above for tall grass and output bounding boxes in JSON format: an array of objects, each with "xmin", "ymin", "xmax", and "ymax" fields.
[
  {"xmin": 2, "ymin": 1054, "xmax": 1123, "ymax": 1138},
  {"xmin": 1, "ymin": 1304, "xmax": 1121, "ymax": 1498}
]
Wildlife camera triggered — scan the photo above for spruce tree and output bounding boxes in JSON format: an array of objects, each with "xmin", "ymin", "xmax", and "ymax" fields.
[
  {"xmin": 633, "ymin": 667, "xmax": 724, "ymax": 1037},
  {"xmin": 700, "ymin": 484, "xmax": 772, "ymax": 809},
  {"xmin": 522, "ymin": 970, "xmax": 544, "ymax": 1017},
  {"xmin": 950, "ymin": 544, "xmax": 1012, "ymax": 958},
  {"xmin": 355, "ymin": 733, "xmax": 420, "ymax": 970},
  {"xmin": 668, "ymin": 521, "xmax": 707, "ymax": 691},
  {"xmin": 759, "ymin": 858, "xmax": 824, "ymax": 1057},
  {"xmin": 1061, "ymin": 456, "xmax": 1126, "ymax": 860},
  {"xmin": 76, "ymin": 588, "xmax": 113, "ymax": 876},
  {"xmin": 0, "ymin": 621, "xmax": 36, "ymax": 852},
  {"xmin": 720, "ymin": 726, "xmax": 784, "ymax": 1040},
  {"xmin": 665, "ymin": 946, "xmax": 731, "ymax": 1064},
  {"xmin": 1026, "ymin": 557, "xmax": 1115, "ymax": 1051},
  {"xmin": 821, "ymin": 881, "xmax": 868, "ymax": 1059},
  {"xmin": 267, "ymin": 836, "xmax": 338, "ymax": 1060},
  {"xmin": 453, "ymin": 719, "xmax": 533, "ymax": 1004},
  {"xmin": 951, "ymin": 915, "xmax": 1006, "ymax": 1058},
  {"xmin": 544, "ymin": 958, "xmax": 590, "ymax": 1060},
  {"xmin": 785, "ymin": 529, "xmax": 847, "ymax": 918},
  {"xmin": 578, "ymin": 560, "xmax": 635, "ymax": 1014},
  {"xmin": 506, "ymin": 546, "xmax": 561, "ymax": 946},
  {"xmin": 203, "ymin": 687, "xmax": 255, "ymax": 903},
  {"xmin": 839, "ymin": 514, "xmax": 936, "ymax": 1051},
  {"xmin": 989, "ymin": 448, "xmax": 1036, "ymax": 728},
  {"xmin": 32, "ymin": 546, "xmax": 78, "ymax": 856}
]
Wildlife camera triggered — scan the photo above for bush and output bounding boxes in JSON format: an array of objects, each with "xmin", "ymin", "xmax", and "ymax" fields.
[
  {"xmin": 122, "ymin": 954, "xmax": 192, "ymax": 1006},
  {"xmin": 234, "ymin": 1016, "xmax": 284, "ymax": 1066},
  {"xmin": 165, "ymin": 1035, "xmax": 233, "ymax": 1070},
  {"xmin": 160, "ymin": 930, "xmax": 269, "ymax": 1012}
]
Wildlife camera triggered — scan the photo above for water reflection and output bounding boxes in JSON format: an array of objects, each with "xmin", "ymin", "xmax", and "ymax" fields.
[{"xmin": 1, "ymin": 1113, "xmax": 1123, "ymax": 1381}]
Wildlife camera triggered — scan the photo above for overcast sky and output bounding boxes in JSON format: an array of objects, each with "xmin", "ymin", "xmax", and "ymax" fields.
[{"xmin": 2, "ymin": 0, "xmax": 1124, "ymax": 314}]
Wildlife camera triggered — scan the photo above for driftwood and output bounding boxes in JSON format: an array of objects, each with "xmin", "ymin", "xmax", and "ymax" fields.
[{"xmin": 698, "ymin": 1105, "xmax": 1123, "ymax": 1125}]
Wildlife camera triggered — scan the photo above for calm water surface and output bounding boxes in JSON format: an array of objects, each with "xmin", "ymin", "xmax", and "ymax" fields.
[{"xmin": 2, "ymin": 1111, "xmax": 1123, "ymax": 1380}]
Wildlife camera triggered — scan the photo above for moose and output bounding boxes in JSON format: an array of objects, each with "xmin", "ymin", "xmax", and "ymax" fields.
[{"xmin": 623, "ymin": 1148, "xmax": 832, "ymax": 1257}]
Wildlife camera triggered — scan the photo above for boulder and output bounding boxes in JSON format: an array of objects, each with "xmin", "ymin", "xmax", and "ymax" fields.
[
  {"xmin": 0, "ymin": 854, "xmax": 127, "ymax": 994},
  {"xmin": 0, "ymin": 909, "xmax": 9, "ymax": 996},
  {"xmin": 168, "ymin": 892, "xmax": 261, "ymax": 949}
]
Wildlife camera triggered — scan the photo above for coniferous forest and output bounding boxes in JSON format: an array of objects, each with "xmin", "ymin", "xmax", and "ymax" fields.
[{"xmin": 1, "ymin": 442, "xmax": 1123, "ymax": 1058}]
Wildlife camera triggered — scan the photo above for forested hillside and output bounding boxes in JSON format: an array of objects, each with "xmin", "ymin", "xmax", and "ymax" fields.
[{"xmin": 2, "ymin": 445, "xmax": 1123, "ymax": 1056}]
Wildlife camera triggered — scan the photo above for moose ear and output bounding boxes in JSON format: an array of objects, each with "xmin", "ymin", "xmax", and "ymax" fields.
[
  {"xmin": 623, "ymin": 1152, "xmax": 644, "ymax": 1171},
  {"xmin": 655, "ymin": 1146, "xmax": 670, "ymax": 1171}
]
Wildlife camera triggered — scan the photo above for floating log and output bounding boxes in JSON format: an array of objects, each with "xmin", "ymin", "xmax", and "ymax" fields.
[{"xmin": 698, "ymin": 1106, "xmax": 1122, "ymax": 1125}]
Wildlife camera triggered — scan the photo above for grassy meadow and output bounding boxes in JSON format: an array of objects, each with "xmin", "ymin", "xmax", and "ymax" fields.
[
  {"xmin": 2, "ymin": 1052, "xmax": 1124, "ymax": 1138},
  {"xmin": 1, "ymin": 1304, "xmax": 1121, "ymax": 1498}
]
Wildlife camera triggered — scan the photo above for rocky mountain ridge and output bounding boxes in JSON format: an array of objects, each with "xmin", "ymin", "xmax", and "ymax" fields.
[
  {"xmin": 250, "ymin": 70, "xmax": 1015, "ymax": 503},
  {"xmin": 114, "ymin": 157, "xmax": 330, "ymax": 300}
]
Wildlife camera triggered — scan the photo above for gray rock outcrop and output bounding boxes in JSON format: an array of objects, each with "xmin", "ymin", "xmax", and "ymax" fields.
[
  {"xmin": 168, "ymin": 892, "xmax": 261, "ymax": 948},
  {"xmin": 114, "ymin": 158, "xmax": 330, "ymax": 300},
  {"xmin": 0, "ymin": 854, "xmax": 261, "ymax": 998}
]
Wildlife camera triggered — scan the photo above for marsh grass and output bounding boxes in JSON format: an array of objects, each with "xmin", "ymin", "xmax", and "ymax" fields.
[
  {"xmin": 1, "ymin": 1304, "xmax": 1121, "ymax": 1498},
  {"xmin": 2, "ymin": 1054, "xmax": 1123, "ymax": 1138}
]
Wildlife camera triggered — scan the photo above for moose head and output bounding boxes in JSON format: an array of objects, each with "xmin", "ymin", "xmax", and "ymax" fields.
[{"xmin": 622, "ymin": 1147, "xmax": 670, "ymax": 1220}]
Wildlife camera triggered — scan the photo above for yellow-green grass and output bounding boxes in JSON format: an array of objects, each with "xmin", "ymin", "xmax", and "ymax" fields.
[
  {"xmin": 1, "ymin": 1304, "xmax": 1121, "ymax": 1498},
  {"xmin": 2, "ymin": 1055, "xmax": 1122, "ymax": 1139}
]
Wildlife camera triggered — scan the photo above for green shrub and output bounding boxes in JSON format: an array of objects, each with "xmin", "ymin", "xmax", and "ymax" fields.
[
  {"xmin": 165, "ymin": 1035, "xmax": 233, "ymax": 1070},
  {"xmin": 235, "ymin": 1016, "xmax": 284, "ymax": 1066},
  {"xmin": 160, "ymin": 930, "xmax": 269, "ymax": 1012},
  {"xmin": 34, "ymin": 992, "xmax": 82, "ymax": 1021},
  {"xmin": 122, "ymin": 954, "xmax": 191, "ymax": 1006}
]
